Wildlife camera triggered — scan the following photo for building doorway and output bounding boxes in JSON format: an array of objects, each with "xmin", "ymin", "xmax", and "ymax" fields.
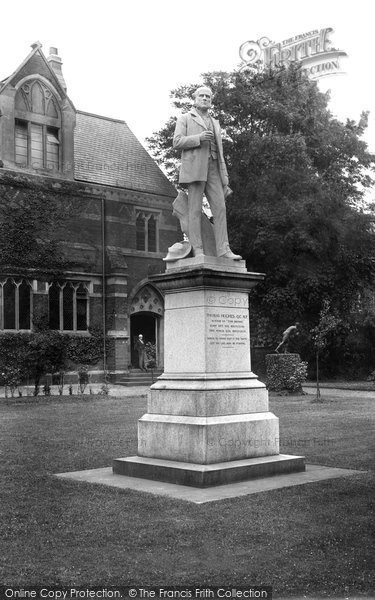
[
  {"xmin": 130, "ymin": 312, "xmax": 155, "ymax": 367},
  {"xmin": 129, "ymin": 283, "xmax": 164, "ymax": 369}
]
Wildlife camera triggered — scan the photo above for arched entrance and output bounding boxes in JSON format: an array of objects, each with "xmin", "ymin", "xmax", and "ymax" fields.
[{"xmin": 129, "ymin": 284, "xmax": 164, "ymax": 369}]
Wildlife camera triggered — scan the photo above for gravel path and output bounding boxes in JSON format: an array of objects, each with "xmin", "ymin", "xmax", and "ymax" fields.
[
  {"xmin": 0, "ymin": 383, "xmax": 150, "ymax": 399},
  {"xmin": 1, "ymin": 383, "xmax": 373, "ymax": 400},
  {"xmin": 303, "ymin": 386, "xmax": 374, "ymax": 399}
]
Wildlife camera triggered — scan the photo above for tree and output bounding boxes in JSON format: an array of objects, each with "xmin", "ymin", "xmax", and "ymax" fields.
[
  {"xmin": 310, "ymin": 301, "xmax": 341, "ymax": 399},
  {"xmin": 24, "ymin": 328, "xmax": 68, "ymax": 395},
  {"xmin": 147, "ymin": 65, "xmax": 375, "ymax": 373}
]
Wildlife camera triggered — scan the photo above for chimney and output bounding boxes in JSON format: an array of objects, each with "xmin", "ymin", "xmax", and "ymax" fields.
[{"xmin": 47, "ymin": 47, "xmax": 67, "ymax": 92}]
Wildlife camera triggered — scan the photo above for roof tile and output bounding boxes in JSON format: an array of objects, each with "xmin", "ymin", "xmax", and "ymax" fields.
[{"xmin": 74, "ymin": 111, "xmax": 175, "ymax": 197}]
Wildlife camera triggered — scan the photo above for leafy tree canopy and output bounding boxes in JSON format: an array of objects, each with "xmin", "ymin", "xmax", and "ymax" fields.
[{"xmin": 147, "ymin": 65, "xmax": 375, "ymax": 358}]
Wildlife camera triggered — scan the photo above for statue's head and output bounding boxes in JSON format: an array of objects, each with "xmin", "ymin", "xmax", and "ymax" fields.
[{"xmin": 193, "ymin": 86, "xmax": 213, "ymax": 110}]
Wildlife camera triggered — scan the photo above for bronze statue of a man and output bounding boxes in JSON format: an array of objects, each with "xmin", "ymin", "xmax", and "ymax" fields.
[
  {"xmin": 275, "ymin": 323, "xmax": 300, "ymax": 354},
  {"xmin": 173, "ymin": 86, "xmax": 241, "ymax": 261}
]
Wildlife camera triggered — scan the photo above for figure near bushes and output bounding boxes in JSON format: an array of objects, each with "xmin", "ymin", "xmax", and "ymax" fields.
[{"xmin": 275, "ymin": 323, "xmax": 300, "ymax": 354}]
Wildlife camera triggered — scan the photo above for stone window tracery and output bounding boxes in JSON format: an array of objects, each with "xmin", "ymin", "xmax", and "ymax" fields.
[
  {"xmin": 14, "ymin": 79, "xmax": 61, "ymax": 172},
  {"xmin": 48, "ymin": 281, "xmax": 89, "ymax": 332},
  {"xmin": 0, "ymin": 278, "xmax": 32, "ymax": 330},
  {"xmin": 135, "ymin": 211, "xmax": 159, "ymax": 252}
]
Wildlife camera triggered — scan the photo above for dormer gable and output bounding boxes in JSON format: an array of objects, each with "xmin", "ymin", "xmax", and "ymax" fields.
[
  {"xmin": 0, "ymin": 42, "xmax": 69, "ymax": 101},
  {"xmin": 0, "ymin": 43, "xmax": 75, "ymax": 178}
]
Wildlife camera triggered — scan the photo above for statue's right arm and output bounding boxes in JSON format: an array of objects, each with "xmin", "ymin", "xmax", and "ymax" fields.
[{"xmin": 173, "ymin": 114, "xmax": 202, "ymax": 150}]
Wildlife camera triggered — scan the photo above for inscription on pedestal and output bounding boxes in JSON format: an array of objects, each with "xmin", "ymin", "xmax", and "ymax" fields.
[
  {"xmin": 206, "ymin": 292, "xmax": 249, "ymax": 353},
  {"xmin": 207, "ymin": 311, "xmax": 248, "ymax": 347},
  {"xmin": 163, "ymin": 289, "xmax": 252, "ymax": 373}
]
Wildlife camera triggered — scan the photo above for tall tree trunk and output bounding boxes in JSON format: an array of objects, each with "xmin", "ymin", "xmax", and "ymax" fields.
[{"xmin": 316, "ymin": 351, "xmax": 320, "ymax": 399}]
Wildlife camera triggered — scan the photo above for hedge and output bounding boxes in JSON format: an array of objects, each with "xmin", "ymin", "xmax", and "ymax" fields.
[{"xmin": 266, "ymin": 353, "xmax": 307, "ymax": 393}]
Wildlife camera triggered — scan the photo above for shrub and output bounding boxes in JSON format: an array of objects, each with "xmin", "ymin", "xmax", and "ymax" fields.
[
  {"xmin": 78, "ymin": 367, "xmax": 90, "ymax": 394},
  {"xmin": 0, "ymin": 365, "xmax": 22, "ymax": 397},
  {"xmin": 0, "ymin": 326, "xmax": 108, "ymax": 396},
  {"xmin": 66, "ymin": 326, "xmax": 105, "ymax": 369},
  {"xmin": 145, "ymin": 342, "xmax": 157, "ymax": 369},
  {"xmin": 56, "ymin": 371, "xmax": 65, "ymax": 395},
  {"xmin": 98, "ymin": 383, "xmax": 110, "ymax": 396},
  {"xmin": 0, "ymin": 333, "xmax": 30, "ymax": 395},
  {"xmin": 266, "ymin": 353, "xmax": 308, "ymax": 393},
  {"xmin": 24, "ymin": 329, "xmax": 67, "ymax": 395}
]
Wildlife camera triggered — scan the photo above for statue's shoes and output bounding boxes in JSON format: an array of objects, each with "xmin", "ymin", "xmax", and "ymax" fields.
[{"xmin": 219, "ymin": 250, "xmax": 242, "ymax": 260}]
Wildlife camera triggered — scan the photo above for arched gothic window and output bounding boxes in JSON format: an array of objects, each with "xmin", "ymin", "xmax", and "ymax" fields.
[
  {"xmin": 148, "ymin": 215, "xmax": 157, "ymax": 252},
  {"xmin": 48, "ymin": 281, "xmax": 89, "ymax": 332},
  {"xmin": 135, "ymin": 211, "xmax": 159, "ymax": 252},
  {"xmin": 136, "ymin": 214, "xmax": 146, "ymax": 251},
  {"xmin": 14, "ymin": 79, "xmax": 61, "ymax": 172},
  {"xmin": 0, "ymin": 278, "xmax": 32, "ymax": 330}
]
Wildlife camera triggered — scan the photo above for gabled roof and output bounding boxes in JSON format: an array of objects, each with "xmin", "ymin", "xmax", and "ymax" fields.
[
  {"xmin": 0, "ymin": 44, "xmax": 175, "ymax": 198},
  {"xmin": 0, "ymin": 42, "xmax": 69, "ymax": 102},
  {"xmin": 74, "ymin": 111, "xmax": 176, "ymax": 197}
]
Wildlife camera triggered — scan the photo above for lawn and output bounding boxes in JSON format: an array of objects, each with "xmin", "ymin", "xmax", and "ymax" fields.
[{"xmin": 0, "ymin": 391, "xmax": 374, "ymax": 597}]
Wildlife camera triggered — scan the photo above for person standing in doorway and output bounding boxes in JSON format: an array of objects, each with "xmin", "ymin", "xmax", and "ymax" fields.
[{"xmin": 135, "ymin": 334, "xmax": 147, "ymax": 371}]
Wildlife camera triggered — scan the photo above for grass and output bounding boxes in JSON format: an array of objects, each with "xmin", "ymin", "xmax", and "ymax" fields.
[{"xmin": 0, "ymin": 391, "xmax": 374, "ymax": 597}]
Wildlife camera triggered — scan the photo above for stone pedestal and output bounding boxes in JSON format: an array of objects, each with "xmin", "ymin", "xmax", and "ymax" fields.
[{"xmin": 113, "ymin": 256, "xmax": 305, "ymax": 487}]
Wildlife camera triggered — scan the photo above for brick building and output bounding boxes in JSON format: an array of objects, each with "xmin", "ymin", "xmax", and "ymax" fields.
[{"xmin": 0, "ymin": 42, "xmax": 178, "ymax": 377}]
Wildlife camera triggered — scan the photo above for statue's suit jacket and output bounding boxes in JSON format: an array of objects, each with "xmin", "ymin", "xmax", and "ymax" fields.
[{"xmin": 173, "ymin": 109, "xmax": 229, "ymax": 186}]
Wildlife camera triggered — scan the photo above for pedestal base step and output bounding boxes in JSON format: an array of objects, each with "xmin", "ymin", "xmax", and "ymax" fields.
[{"xmin": 113, "ymin": 454, "xmax": 305, "ymax": 488}]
